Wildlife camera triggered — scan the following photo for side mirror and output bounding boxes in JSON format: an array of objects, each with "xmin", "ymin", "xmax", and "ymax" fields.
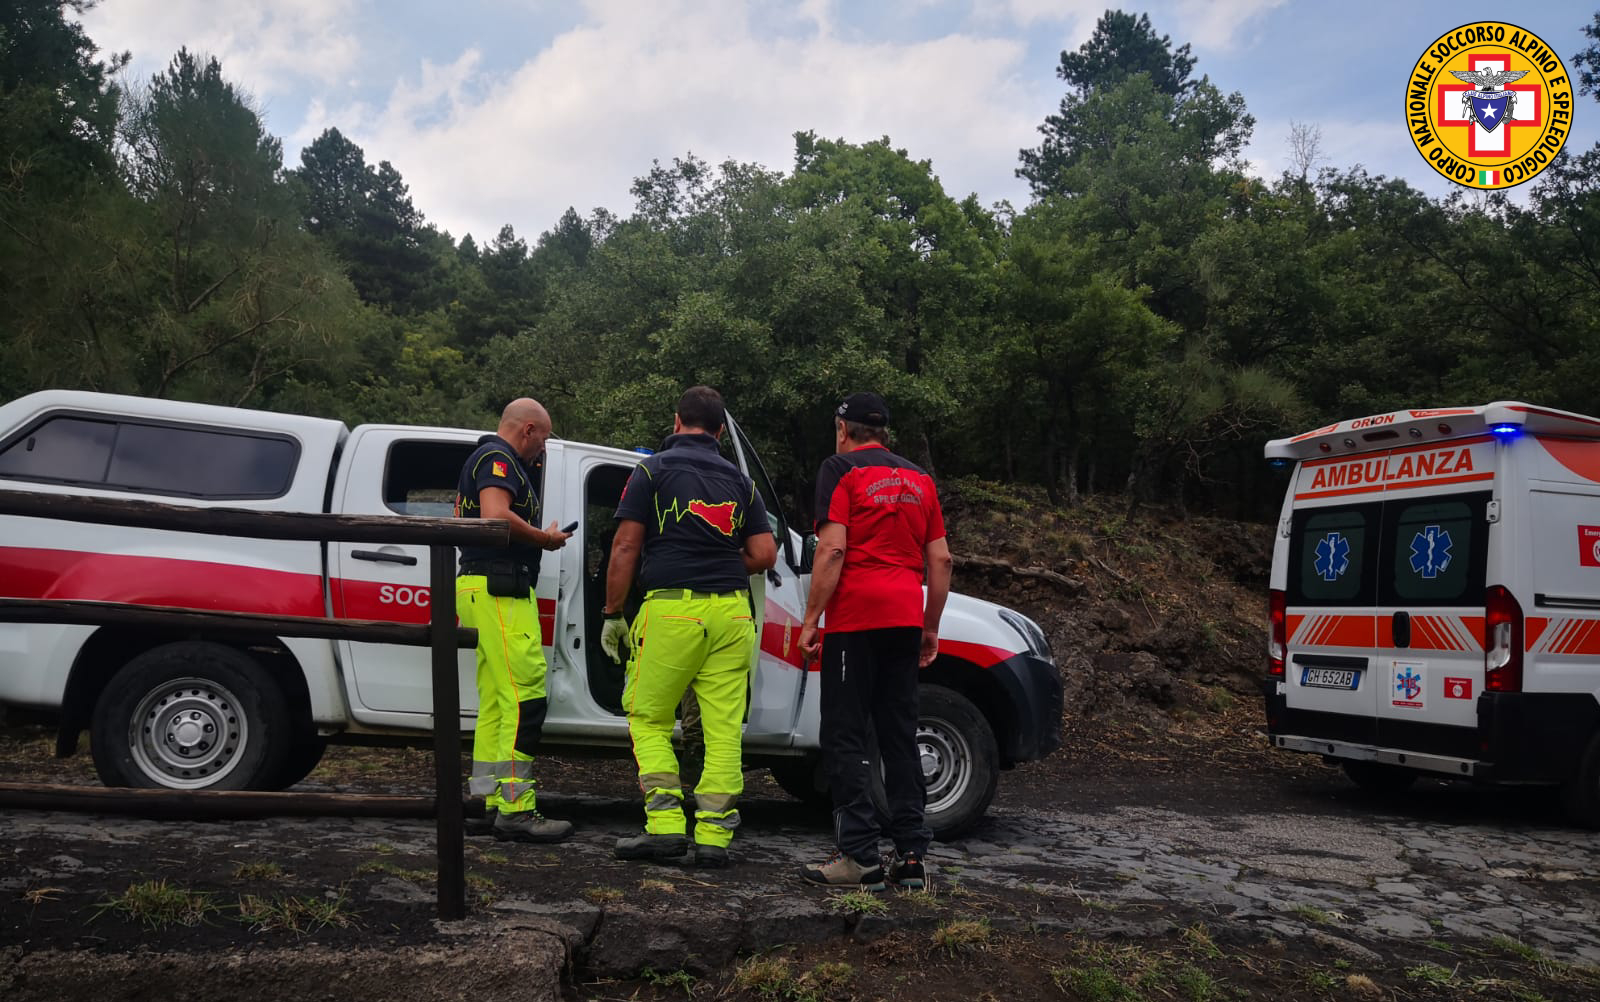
[{"xmin": 800, "ymin": 533, "xmax": 818, "ymax": 574}]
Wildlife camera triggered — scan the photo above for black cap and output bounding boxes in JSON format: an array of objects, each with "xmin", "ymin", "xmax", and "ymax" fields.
[{"xmin": 836, "ymin": 392, "xmax": 890, "ymax": 427}]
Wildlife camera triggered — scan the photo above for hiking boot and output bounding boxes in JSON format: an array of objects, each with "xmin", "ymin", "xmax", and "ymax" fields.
[
  {"xmin": 465, "ymin": 808, "xmax": 498, "ymax": 837},
  {"xmin": 799, "ymin": 852, "xmax": 885, "ymax": 891},
  {"xmin": 614, "ymin": 832, "xmax": 689, "ymax": 861},
  {"xmin": 888, "ymin": 850, "xmax": 926, "ymax": 890},
  {"xmin": 493, "ymin": 810, "xmax": 572, "ymax": 844},
  {"xmin": 693, "ymin": 843, "xmax": 729, "ymax": 869}
]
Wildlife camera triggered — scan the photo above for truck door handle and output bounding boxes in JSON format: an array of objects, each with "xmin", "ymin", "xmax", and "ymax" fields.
[
  {"xmin": 1392, "ymin": 611, "xmax": 1411, "ymax": 649},
  {"xmin": 352, "ymin": 549, "xmax": 418, "ymax": 566}
]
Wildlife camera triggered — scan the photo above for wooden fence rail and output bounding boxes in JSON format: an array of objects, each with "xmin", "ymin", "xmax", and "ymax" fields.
[{"xmin": 0, "ymin": 487, "xmax": 508, "ymax": 920}]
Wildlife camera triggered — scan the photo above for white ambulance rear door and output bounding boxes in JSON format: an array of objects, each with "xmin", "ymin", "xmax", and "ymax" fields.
[
  {"xmin": 1372, "ymin": 447, "xmax": 1494, "ymax": 742},
  {"xmin": 1523, "ymin": 435, "xmax": 1600, "ymax": 698},
  {"xmin": 1282, "ymin": 459, "xmax": 1385, "ymax": 732}
]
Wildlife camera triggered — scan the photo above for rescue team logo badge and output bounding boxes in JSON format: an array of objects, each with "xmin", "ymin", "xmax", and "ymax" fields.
[
  {"xmin": 491, "ymin": 460, "xmax": 508, "ymax": 478},
  {"xmin": 1393, "ymin": 661, "xmax": 1426, "ymax": 709},
  {"xmin": 1407, "ymin": 22, "xmax": 1574, "ymax": 189}
]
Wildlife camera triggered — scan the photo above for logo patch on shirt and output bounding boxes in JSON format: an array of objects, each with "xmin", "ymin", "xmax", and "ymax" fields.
[
  {"xmin": 491, "ymin": 461, "xmax": 508, "ymax": 478},
  {"xmin": 687, "ymin": 499, "xmax": 739, "ymax": 536}
]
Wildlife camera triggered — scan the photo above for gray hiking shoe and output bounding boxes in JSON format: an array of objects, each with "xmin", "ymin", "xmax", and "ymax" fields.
[
  {"xmin": 799, "ymin": 852, "xmax": 885, "ymax": 891},
  {"xmin": 493, "ymin": 810, "xmax": 572, "ymax": 844},
  {"xmin": 614, "ymin": 832, "xmax": 689, "ymax": 861},
  {"xmin": 693, "ymin": 843, "xmax": 729, "ymax": 869}
]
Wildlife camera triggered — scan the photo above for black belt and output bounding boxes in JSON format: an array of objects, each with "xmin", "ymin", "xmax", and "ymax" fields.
[
  {"xmin": 644, "ymin": 588, "xmax": 749, "ymax": 601},
  {"xmin": 459, "ymin": 559, "xmax": 532, "ymax": 577}
]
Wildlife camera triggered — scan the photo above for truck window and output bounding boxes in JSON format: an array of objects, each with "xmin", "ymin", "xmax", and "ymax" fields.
[
  {"xmin": 0, "ymin": 416, "xmax": 116, "ymax": 484},
  {"xmin": 384, "ymin": 440, "xmax": 474, "ymax": 516},
  {"xmin": 0, "ymin": 415, "xmax": 296, "ymax": 499},
  {"xmin": 1380, "ymin": 493, "xmax": 1487, "ymax": 607},
  {"xmin": 106, "ymin": 423, "xmax": 297, "ymax": 499},
  {"xmin": 1288, "ymin": 503, "xmax": 1379, "ymax": 606}
]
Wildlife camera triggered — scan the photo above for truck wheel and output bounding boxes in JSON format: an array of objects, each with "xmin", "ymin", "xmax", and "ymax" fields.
[
  {"xmin": 917, "ymin": 685, "xmax": 999, "ymax": 840},
  {"xmin": 1561, "ymin": 732, "xmax": 1600, "ymax": 828},
  {"xmin": 1341, "ymin": 760, "xmax": 1418, "ymax": 795},
  {"xmin": 770, "ymin": 756, "xmax": 830, "ymax": 808},
  {"xmin": 91, "ymin": 641, "xmax": 291, "ymax": 791},
  {"xmin": 268, "ymin": 735, "xmax": 328, "ymax": 790}
]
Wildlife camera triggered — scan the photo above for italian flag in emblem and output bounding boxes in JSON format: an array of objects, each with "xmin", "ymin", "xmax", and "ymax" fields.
[{"xmin": 1478, "ymin": 169, "xmax": 1501, "ymax": 185}]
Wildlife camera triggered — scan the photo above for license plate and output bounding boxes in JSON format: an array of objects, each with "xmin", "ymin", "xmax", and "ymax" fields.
[{"xmin": 1302, "ymin": 668, "xmax": 1359, "ymax": 689}]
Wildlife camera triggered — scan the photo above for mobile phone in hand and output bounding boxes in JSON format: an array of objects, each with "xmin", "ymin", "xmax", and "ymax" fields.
[{"xmin": 560, "ymin": 520, "xmax": 579, "ymax": 534}]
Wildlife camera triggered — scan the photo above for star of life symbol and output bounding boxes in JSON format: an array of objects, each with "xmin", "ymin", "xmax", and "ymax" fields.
[
  {"xmin": 1451, "ymin": 66, "xmax": 1527, "ymax": 132},
  {"xmin": 1396, "ymin": 667, "xmax": 1423, "ymax": 701},
  {"xmin": 1409, "ymin": 525, "xmax": 1454, "ymax": 579},
  {"xmin": 1314, "ymin": 531, "xmax": 1351, "ymax": 583}
]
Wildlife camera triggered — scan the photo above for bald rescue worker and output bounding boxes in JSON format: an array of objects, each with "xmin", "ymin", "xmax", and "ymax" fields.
[
  {"xmin": 455, "ymin": 398, "xmax": 573, "ymax": 843},
  {"xmin": 601, "ymin": 386, "xmax": 777, "ymax": 867}
]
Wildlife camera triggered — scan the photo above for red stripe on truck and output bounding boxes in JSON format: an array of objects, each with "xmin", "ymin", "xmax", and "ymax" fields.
[{"xmin": 0, "ymin": 545, "xmax": 324, "ymax": 616}]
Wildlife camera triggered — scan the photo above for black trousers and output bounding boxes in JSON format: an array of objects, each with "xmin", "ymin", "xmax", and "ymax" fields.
[{"xmin": 819, "ymin": 626, "xmax": 931, "ymax": 862}]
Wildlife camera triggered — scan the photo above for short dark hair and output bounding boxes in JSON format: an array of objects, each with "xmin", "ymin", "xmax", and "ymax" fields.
[
  {"xmin": 839, "ymin": 418, "xmax": 888, "ymax": 444},
  {"xmin": 677, "ymin": 385, "xmax": 726, "ymax": 433}
]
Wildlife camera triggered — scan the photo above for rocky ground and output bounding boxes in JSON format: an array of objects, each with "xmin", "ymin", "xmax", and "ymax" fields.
[{"xmin": 4, "ymin": 494, "xmax": 1600, "ymax": 1000}]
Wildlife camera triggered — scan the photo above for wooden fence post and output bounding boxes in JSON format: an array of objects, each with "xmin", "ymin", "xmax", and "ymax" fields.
[{"xmin": 430, "ymin": 542, "xmax": 466, "ymax": 920}]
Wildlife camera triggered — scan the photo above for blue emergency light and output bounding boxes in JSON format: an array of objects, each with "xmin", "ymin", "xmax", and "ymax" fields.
[{"xmin": 1489, "ymin": 423, "xmax": 1522, "ymax": 439}]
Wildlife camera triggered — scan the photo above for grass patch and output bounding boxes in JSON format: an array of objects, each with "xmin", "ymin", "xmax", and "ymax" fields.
[
  {"xmin": 236, "ymin": 888, "xmax": 356, "ymax": 934},
  {"xmin": 1050, "ymin": 964, "xmax": 1136, "ymax": 1002},
  {"xmin": 1291, "ymin": 904, "xmax": 1333, "ymax": 925},
  {"xmin": 1405, "ymin": 962, "xmax": 1457, "ymax": 986},
  {"xmin": 232, "ymin": 861, "xmax": 284, "ymax": 881},
  {"xmin": 1490, "ymin": 935, "xmax": 1545, "ymax": 964},
  {"xmin": 354, "ymin": 860, "xmax": 433, "ymax": 882},
  {"xmin": 731, "ymin": 957, "xmax": 853, "ymax": 1002},
  {"xmin": 1304, "ymin": 968, "xmax": 1339, "ymax": 991},
  {"xmin": 733, "ymin": 956, "xmax": 794, "ymax": 998},
  {"xmin": 931, "ymin": 919, "xmax": 990, "ymax": 954},
  {"xmin": 475, "ymin": 850, "xmax": 509, "ymax": 865},
  {"xmin": 639, "ymin": 878, "xmax": 676, "ymax": 894},
  {"xmin": 1204, "ymin": 686, "xmax": 1236, "ymax": 713},
  {"xmin": 96, "ymin": 879, "xmax": 218, "ymax": 929},
  {"xmin": 642, "ymin": 967, "xmax": 696, "ymax": 995},
  {"xmin": 1182, "ymin": 924, "xmax": 1222, "ymax": 961},
  {"xmin": 21, "ymin": 887, "xmax": 64, "ymax": 905},
  {"xmin": 828, "ymin": 890, "xmax": 887, "ymax": 916},
  {"xmin": 1345, "ymin": 973, "xmax": 1383, "ymax": 999},
  {"xmin": 583, "ymin": 886, "xmax": 624, "ymax": 904},
  {"xmin": 1172, "ymin": 964, "xmax": 1221, "ymax": 1001},
  {"xmin": 466, "ymin": 872, "xmax": 496, "ymax": 904}
]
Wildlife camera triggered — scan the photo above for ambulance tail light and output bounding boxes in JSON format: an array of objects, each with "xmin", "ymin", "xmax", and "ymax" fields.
[
  {"xmin": 1484, "ymin": 585, "xmax": 1523, "ymax": 693},
  {"xmin": 1268, "ymin": 588, "xmax": 1286, "ymax": 678}
]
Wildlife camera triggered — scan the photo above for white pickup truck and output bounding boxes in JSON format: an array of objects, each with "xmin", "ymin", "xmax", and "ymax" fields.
[{"xmin": 0, "ymin": 390, "xmax": 1061, "ymax": 835}]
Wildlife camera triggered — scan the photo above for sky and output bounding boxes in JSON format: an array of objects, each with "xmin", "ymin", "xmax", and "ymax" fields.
[{"xmin": 77, "ymin": 0, "xmax": 1600, "ymax": 245}]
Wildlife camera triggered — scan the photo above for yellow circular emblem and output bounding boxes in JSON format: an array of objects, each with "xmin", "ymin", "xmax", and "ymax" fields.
[{"xmin": 1406, "ymin": 22, "xmax": 1574, "ymax": 189}]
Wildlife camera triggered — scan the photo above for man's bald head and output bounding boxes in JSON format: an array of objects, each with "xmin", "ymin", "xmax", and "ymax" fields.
[{"xmin": 499, "ymin": 398, "xmax": 552, "ymax": 461}]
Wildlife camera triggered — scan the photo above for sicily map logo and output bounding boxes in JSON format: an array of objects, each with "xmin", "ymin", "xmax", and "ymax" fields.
[{"xmin": 1407, "ymin": 22, "xmax": 1574, "ymax": 189}]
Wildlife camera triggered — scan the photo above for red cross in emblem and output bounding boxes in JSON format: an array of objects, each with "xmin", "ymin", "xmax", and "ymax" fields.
[{"xmin": 1437, "ymin": 54, "xmax": 1542, "ymax": 158}]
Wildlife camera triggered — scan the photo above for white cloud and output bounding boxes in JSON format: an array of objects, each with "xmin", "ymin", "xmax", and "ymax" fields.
[
  {"xmin": 1172, "ymin": 0, "xmax": 1287, "ymax": 52},
  {"xmin": 78, "ymin": 0, "xmax": 363, "ymax": 96},
  {"xmin": 330, "ymin": 0, "xmax": 1043, "ymax": 240}
]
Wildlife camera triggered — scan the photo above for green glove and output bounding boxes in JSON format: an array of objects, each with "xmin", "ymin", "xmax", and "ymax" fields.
[{"xmin": 600, "ymin": 614, "xmax": 629, "ymax": 664}]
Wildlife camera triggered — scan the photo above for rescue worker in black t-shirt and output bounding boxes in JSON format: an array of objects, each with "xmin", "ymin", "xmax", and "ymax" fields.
[
  {"xmin": 454, "ymin": 398, "xmax": 572, "ymax": 843},
  {"xmin": 601, "ymin": 386, "xmax": 777, "ymax": 867}
]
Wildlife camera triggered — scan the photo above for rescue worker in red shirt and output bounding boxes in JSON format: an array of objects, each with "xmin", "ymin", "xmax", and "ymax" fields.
[
  {"xmin": 797, "ymin": 393, "xmax": 953, "ymax": 891},
  {"xmin": 601, "ymin": 386, "xmax": 778, "ymax": 867}
]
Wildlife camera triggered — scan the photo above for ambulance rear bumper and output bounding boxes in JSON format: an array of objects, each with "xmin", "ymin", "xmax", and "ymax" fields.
[{"xmin": 1270, "ymin": 734, "xmax": 1479, "ymax": 778}]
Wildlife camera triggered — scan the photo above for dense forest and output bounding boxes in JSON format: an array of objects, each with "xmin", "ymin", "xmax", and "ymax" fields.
[{"xmin": 6, "ymin": 3, "xmax": 1600, "ymax": 519}]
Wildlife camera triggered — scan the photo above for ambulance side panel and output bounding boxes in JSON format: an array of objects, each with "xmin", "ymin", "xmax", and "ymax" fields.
[{"xmin": 1521, "ymin": 438, "xmax": 1600, "ymax": 708}]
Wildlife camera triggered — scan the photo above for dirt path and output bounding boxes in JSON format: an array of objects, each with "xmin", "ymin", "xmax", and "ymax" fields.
[{"xmin": 5, "ymin": 717, "xmax": 1600, "ymax": 1000}]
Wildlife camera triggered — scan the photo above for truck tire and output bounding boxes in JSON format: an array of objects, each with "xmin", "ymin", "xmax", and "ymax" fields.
[
  {"xmin": 1341, "ymin": 760, "xmax": 1418, "ymax": 795},
  {"xmin": 268, "ymin": 735, "xmax": 328, "ymax": 790},
  {"xmin": 770, "ymin": 756, "xmax": 830, "ymax": 808},
  {"xmin": 917, "ymin": 684, "xmax": 999, "ymax": 840},
  {"xmin": 90, "ymin": 641, "xmax": 292, "ymax": 791},
  {"xmin": 1561, "ymin": 732, "xmax": 1600, "ymax": 828}
]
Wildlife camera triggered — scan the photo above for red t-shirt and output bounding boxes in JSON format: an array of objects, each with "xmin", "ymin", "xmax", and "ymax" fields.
[{"xmin": 813, "ymin": 443, "xmax": 945, "ymax": 633}]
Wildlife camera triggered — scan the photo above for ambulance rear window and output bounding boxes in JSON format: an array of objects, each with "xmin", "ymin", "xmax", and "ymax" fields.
[
  {"xmin": 1290, "ymin": 504, "xmax": 1378, "ymax": 606},
  {"xmin": 1382, "ymin": 494, "xmax": 1486, "ymax": 606}
]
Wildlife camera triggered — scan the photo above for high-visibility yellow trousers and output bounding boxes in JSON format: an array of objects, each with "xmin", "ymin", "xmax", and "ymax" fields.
[
  {"xmin": 624, "ymin": 590, "xmax": 754, "ymax": 847},
  {"xmin": 456, "ymin": 576, "xmax": 548, "ymax": 815}
]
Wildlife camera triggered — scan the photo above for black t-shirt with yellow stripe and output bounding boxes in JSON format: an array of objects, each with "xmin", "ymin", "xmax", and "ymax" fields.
[{"xmin": 455, "ymin": 433, "xmax": 543, "ymax": 576}]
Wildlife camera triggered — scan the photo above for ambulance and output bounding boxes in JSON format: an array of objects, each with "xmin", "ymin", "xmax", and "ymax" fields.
[{"xmin": 1263, "ymin": 402, "xmax": 1600, "ymax": 824}]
